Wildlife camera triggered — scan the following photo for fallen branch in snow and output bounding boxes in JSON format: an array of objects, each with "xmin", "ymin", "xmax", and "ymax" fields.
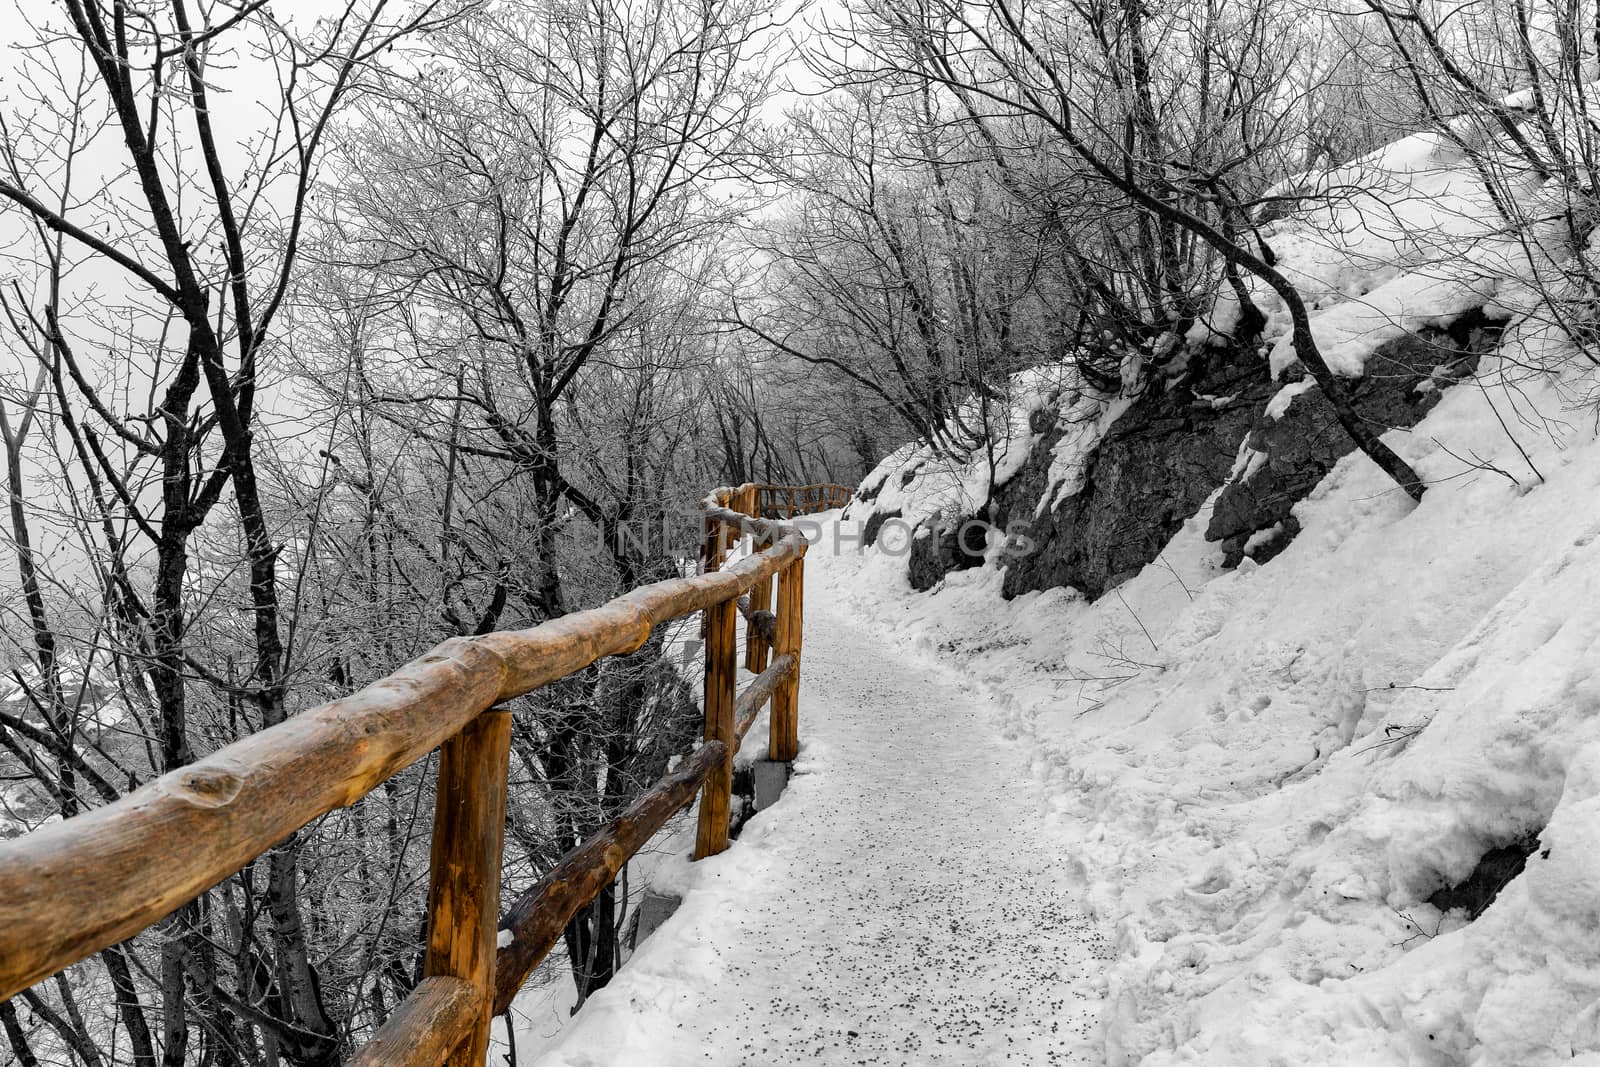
[
  {"xmin": 1354, "ymin": 721, "xmax": 1430, "ymax": 756},
  {"xmin": 1475, "ymin": 380, "xmax": 1546, "ymax": 486},
  {"xmin": 1362, "ymin": 683, "xmax": 1457, "ymax": 693},
  {"xmin": 1157, "ymin": 552, "xmax": 1195, "ymax": 602},
  {"xmin": 1114, "ymin": 589, "xmax": 1160, "ymax": 651},
  {"xmin": 1430, "ymin": 436, "xmax": 1526, "ymax": 489},
  {"xmin": 1390, "ymin": 906, "xmax": 1442, "ymax": 948}
]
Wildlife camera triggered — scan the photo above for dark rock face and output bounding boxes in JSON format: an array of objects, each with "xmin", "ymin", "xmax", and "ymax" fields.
[
  {"xmin": 988, "ymin": 309, "xmax": 1502, "ymax": 599},
  {"xmin": 1427, "ymin": 833, "xmax": 1540, "ymax": 920},
  {"xmin": 907, "ymin": 518, "xmax": 989, "ymax": 592},
  {"xmin": 844, "ymin": 464, "xmax": 890, "ymax": 530},
  {"xmin": 851, "ymin": 455, "xmax": 923, "ymax": 547},
  {"xmin": 995, "ymin": 347, "xmax": 1276, "ymax": 600},
  {"xmin": 862, "ymin": 507, "xmax": 903, "ymax": 549},
  {"xmin": 1207, "ymin": 312, "xmax": 1502, "ymax": 567}
]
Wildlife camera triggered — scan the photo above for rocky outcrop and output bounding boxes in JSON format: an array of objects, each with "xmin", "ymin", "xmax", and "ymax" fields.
[
  {"xmin": 995, "ymin": 345, "xmax": 1276, "ymax": 600},
  {"xmin": 865, "ymin": 308, "xmax": 1504, "ymax": 599},
  {"xmin": 1207, "ymin": 312, "xmax": 1503, "ymax": 567},
  {"xmin": 862, "ymin": 507, "xmax": 902, "ymax": 549},
  {"xmin": 907, "ymin": 518, "xmax": 989, "ymax": 592},
  {"xmin": 1426, "ymin": 832, "xmax": 1540, "ymax": 921},
  {"xmin": 988, "ymin": 308, "xmax": 1502, "ymax": 599}
]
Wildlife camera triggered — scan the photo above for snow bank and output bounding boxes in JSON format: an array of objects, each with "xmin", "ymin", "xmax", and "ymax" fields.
[{"xmin": 493, "ymin": 809, "xmax": 704, "ymax": 1061}]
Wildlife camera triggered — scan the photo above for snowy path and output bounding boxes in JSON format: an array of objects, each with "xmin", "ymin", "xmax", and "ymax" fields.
[{"xmin": 533, "ymin": 552, "xmax": 1110, "ymax": 1066}]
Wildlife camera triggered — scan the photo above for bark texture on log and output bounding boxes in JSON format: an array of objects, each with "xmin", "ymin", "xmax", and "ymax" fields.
[
  {"xmin": 424, "ymin": 710, "xmax": 511, "ymax": 1065},
  {"xmin": 769, "ymin": 558, "xmax": 806, "ymax": 762},
  {"xmin": 735, "ymin": 653, "xmax": 797, "ymax": 749},
  {"xmin": 350, "ymin": 977, "xmax": 477, "ymax": 1067},
  {"xmin": 694, "ymin": 596, "xmax": 739, "ymax": 860}
]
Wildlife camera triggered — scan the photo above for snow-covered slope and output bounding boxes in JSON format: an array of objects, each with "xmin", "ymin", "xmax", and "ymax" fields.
[
  {"xmin": 823, "ymin": 310, "xmax": 1600, "ymax": 1066},
  {"xmin": 1205, "ymin": 129, "xmax": 1543, "ymax": 376},
  {"xmin": 837, "ymin": 358, "xmax": 1594, "ymax": 1061}
]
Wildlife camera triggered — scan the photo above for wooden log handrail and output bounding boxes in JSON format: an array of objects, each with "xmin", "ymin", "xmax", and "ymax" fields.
[
  {"xmin": 736, "ymin": 652, "xmax": 798, "ymax": 747},
  {"xmin": 0, "ymin": 480, "xmax": 851, "ymax": 1066}
]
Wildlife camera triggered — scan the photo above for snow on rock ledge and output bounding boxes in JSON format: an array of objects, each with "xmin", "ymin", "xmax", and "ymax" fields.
[{"xmin": 1208, "ymin": 311, "xmax": 1503, "ymax": 568}]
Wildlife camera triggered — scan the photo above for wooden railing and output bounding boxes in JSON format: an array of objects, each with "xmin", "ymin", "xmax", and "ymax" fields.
[{"xmin": 0, "ymin": 481, "xmax": 850, "ymax": 1066}]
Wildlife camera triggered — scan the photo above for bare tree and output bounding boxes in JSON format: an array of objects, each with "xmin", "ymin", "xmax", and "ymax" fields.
[
  {"xmin": 819, "ymin": 0, "xmax": 1429, "ymax": 499},
  {"xmin": 732, "ymin": 80, "xmax": 1057, "ymax": 456},
  {"xmin": 1358, "ymin": 0, "xmax": 1600, "ymax": 397},
  {"xmin": 0, "ymin": 1, "xmax": 461, "ymax": 1061}
]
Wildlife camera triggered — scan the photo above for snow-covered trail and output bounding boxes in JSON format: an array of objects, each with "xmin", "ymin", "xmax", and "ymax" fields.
[{"xmin": 533, "ymin": 545, "xmax": 1111, "ymax": 1066}]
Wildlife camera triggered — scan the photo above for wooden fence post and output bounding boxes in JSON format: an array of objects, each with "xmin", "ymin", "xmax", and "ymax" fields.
[
  {"xmin": 424, "ymin": 708, "xmax": 513, "ymax": 1066},
  {"xmin": 700, "ymin": 501, "xmax": 729, "ymax": 639},
  {"xmin": 732, "ymin": 486, "xmax": 768, "ymax": 673},
  {"xmin": 744, "ymin": 568, "xmax": 773, "ymax": 673},
  {"xmin": 702, "ymin": 512, "xmax": 723, "ymax": 574},
  {"xmin": 694, "ymin": 593, "xmax": 739, "ymax": 859},
  {"xmin": 744, "ymin": 539, "xmax": 774, "ymax": 676},
  {"xmin": 769, "ymin": 553, "xmax": 805, "ymax": 762}
]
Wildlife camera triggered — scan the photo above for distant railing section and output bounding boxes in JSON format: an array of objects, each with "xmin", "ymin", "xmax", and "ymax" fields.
[
  {"xmin": 0, "ymin": 481, "xmax": 851, "ymax": 1066},
  {"xmin": 754, "ymin": 482, "xmax": 853, "ymax": 518}
]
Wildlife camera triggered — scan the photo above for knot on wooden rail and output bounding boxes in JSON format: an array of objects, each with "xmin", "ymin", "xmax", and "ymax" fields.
[
  {"xmin": 749, "ymin": 609, "xmax": 777, "ymax": 643},
  {"xmin": 163, "ymin": 765, "xmax": 245, "ymax": 809},
  {"xmin": 737, "ymin": 593, "xmax": 778, "ymax": 643}
]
